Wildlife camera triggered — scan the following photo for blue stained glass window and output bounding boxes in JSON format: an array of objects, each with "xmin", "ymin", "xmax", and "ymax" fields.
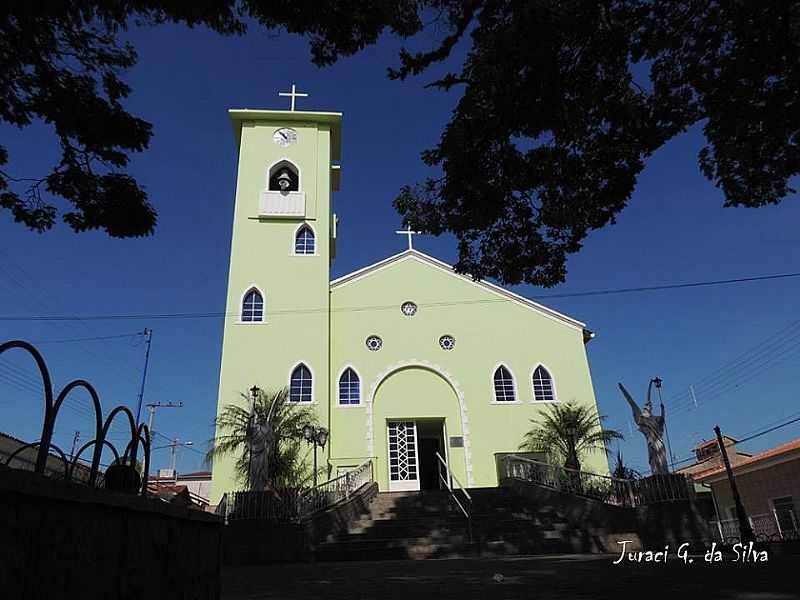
[
  {"xmin": 242, "ymin": 289, "xmax": 264, "ymax": 322},
  {"xmin": 295, "ymin": 226, "xmax": 315, "ymax": 255},
  {"xmin": 493, "ymin": 366, "xmax": 516, "ymax": 402},
  {"xmin": 338, "ymin": 368, "xmax": 360, "ymax": 405},
  {"xmin": 290, "ymin": 364, "xmax": 313, "ymax": 402}
]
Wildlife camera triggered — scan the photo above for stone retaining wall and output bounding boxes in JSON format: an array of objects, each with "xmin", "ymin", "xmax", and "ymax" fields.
[{"xmin": 0, "ymin": 465, "xmax": 222, "ymax": 600}]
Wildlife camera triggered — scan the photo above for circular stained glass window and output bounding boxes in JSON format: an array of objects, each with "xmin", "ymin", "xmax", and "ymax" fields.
[
  {"xmin": 366, "ymin": 335, "xmax": 383, "ymax": 351},
  {"xmin": 401, "ymin": 301, "xmax": 418, "ymax": 316},
  {"xmin": 439, "ymin": 335, "xmax": 455, "ymax": 350}
]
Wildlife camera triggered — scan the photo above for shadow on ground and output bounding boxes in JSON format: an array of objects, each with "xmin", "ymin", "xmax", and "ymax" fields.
[{"xmin": 223, "ymin": 553, "xmax": 800, "ymax": 600}]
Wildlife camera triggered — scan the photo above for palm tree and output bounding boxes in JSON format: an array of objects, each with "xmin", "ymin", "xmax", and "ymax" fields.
[
  {"xmin": 612, "ymin": 450, "xmax": 641, "ymax": 480},
  {"xmin": 519, "ymin": 402, "xmax": 623, "ymax": 472},
  {"xmin": 206, "ymin": 387, "xmax": 320, "ymax": 490}
]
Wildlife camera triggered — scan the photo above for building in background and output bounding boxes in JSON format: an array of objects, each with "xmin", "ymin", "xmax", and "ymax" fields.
[
  {"xmin": 148, "ymin": 469, "xmax": 212, "ymax": 508},
  {"xmin": 0, "ymin": 431, "xmax": 91, "ymax": 482},
  {"xmin": 690, "ymin": 437, "xmax": 800, "ymax": 539}
]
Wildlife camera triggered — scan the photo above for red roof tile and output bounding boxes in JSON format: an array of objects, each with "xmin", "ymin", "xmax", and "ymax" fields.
[{"xmin": 694, "ymin": 437, "xmax": 800, "ymax": 480}]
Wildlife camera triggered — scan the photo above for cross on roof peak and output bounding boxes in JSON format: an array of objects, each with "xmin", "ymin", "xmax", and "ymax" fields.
[
  {"xmin": 278, "ymin": 83, "xmax": 309, "ymax": 111},
  {"xmin": 395, "ymin": 225, "xmax": 422, "ymax": 250}
]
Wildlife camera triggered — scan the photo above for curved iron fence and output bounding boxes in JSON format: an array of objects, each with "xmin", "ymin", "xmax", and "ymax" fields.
[{"xmin": 0, "ymin": 340, "xmax": 151, "ymax": 496}]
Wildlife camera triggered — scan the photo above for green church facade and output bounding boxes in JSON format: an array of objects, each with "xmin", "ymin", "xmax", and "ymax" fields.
[{"xmin": 210, "ymin": 106, "xmax": 606, "ymax": 504}]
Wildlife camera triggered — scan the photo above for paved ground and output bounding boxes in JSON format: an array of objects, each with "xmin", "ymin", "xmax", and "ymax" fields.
[{"xmin": 223, "ymin": 552, "xmax": 800, "ymax": 600}]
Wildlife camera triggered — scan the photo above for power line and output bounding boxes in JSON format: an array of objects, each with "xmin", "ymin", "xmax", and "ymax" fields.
[
  {"xmin": 28, "ymin": 333, "xmax": 144, "ymax": 344},
  {"xmin": 2, "ymin": 269, "xmax": 799, "ymax": 322},
  {"xmin": 648, "ymin": 411, "xmax": 800, "ymax": 475},
  {"xmin": 661, "ymin": 319, "xmax": 800, "ymax": 417},
  {"xmin": 0, "ymin": 251, "xmax": 165, "ymax": 402}
]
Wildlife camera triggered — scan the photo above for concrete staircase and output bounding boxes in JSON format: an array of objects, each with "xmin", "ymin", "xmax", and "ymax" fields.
[{"xmin": 313, "ymin": 486, "xmax": 619, "ymax": 561}]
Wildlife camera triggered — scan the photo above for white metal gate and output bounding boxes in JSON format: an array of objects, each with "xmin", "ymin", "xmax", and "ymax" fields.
[{"xmin": 387, "ymin": 421, "xmax": 420, "ymax": 491}]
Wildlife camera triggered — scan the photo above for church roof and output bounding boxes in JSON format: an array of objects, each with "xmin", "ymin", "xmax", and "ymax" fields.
[{"xmin": 331, "ymin": 249, "xmax": 590, "ymax": 335}]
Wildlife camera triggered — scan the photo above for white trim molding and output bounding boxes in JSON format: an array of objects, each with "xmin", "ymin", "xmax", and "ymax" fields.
[
  {"xmin": 236, "ymin": 284, "xmax": 266, "ymax": 324},
  {"xmin": 330, "ymin": 249, "xmax": 586, "ymax": 331},
  {"xmin": 365, "ymin": 360, "xmax": 474, "ymax": 486},
  {"xmin": 530, "ymin": 362, "xmax": 559, "ymax": 403},
  {"xmin": 336, "ymin": 364, "xmax": 363, "ymax": 407},
  {"xmin": 490, "ymin": 362, "xmax": 521, "ymax": 404},
  {"xmin": 287, "ymin": 361, "xmax": 316, "ymax": 405}
]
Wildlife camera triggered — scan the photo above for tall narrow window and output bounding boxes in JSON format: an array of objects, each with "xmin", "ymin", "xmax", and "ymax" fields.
[
  {"xmin": 289, "ymin": 364, "xmax": 313, "ymax": 403},
  {"xmin": 532, "ymin": 366, "xmax": 555, "ymax": 402},
  {"xmin": 338, "ymin": 368, "xmax": 360, "ymax": 405},
  {"xmin": 493, "ymin": 366, "xmax": 516, "ymax": 402},
  {"xmin": 241, "ymin": 289, "xmax": 264, "ymax": 322},
  {"xmin": 295, "ymin": 225, "xmax": 315, "ymax": 255}
]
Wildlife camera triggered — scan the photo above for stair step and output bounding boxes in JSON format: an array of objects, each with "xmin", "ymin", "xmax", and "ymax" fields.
[{"xmin": 313, "ymin": 486, "xmax": 616, "ymax": 561}]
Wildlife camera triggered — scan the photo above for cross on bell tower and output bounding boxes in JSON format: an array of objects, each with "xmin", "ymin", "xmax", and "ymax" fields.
[{"xmin": 278, "ymin": 83, "xmax": 309, "ymax": 111}]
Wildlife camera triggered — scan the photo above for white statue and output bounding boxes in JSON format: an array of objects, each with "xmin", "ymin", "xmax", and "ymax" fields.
[
  {"xmin": 619, "ymin": 382, "xmax": 668, "ymax": 475},
  {"xmin": 247, "ymin": 393, "xmax": 279, "ymax": 491}
]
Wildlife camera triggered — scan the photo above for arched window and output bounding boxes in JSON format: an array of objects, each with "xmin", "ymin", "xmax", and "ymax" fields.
[
  {"xmin": 268, "ymin": 160, "xmax": 299, "ymax": 192},
  {"xmin": 289, "ymin": 364, "xmax": 313, "ymax": 403},
  {"xmin": 493, "ymin": 366, "xmax": 516, "ymax": 402},
  {"xmin": 241, "ymin": 289, "xmax": 264, "ymax": 322},
  {"xmin": 295, "ymin": 225, "xmax": 315, "ymax": 255},
  {"xmin": 532, "ymin": 365, "xmax": 556, "ymax": 402},
  {"xmin": 338, "ymin": 368, "xmax": 360, "ymax": 405}
]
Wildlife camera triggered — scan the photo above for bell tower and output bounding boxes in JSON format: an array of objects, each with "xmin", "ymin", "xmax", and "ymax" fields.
[{"xmin": 211, "ymin": 93, "xmax": 341, "ymax": 503}]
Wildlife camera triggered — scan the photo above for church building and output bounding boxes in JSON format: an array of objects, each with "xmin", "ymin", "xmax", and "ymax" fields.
[{"xmin": 210, "ymin": 95, "xmax": 606, "ymax": 504}]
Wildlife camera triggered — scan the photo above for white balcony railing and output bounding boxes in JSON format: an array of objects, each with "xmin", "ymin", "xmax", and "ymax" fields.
[{"xmin": 259, "ymin": 190, "xmax": 305, "ymax": 217}]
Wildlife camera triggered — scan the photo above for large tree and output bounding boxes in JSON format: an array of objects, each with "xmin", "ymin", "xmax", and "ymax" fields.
[{"xmin": 3, "ymin": 2, "xmax": 797, "ymax": 287}]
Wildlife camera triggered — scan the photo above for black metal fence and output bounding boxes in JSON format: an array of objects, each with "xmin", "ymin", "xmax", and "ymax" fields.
[
  {"xmin": 0, "ymin": 340, "xmax": 151, "ymax": 496},
  {"xmin": 503, "ymin": 454, "xmax": 692, "ymax": 507},
  {"xmin": 218, "ymin": 460, "xmax": 374, "ymax": 523}
]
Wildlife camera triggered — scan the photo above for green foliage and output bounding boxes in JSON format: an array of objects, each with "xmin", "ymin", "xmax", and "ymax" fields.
[
  {"xmin": 612, "ymin": 450, "xmax": 640, "ymax": 480},
  {"xmin": 0, "ymin": 1, "xmax": 420, "ymax": 237},
  {"xmin": 519, "ymin": 402, "xmax": 623, "ymax": 471},
  {"xmin": 392, "ymin": 1, "xmax": 800, "ymax": 285},
  {"xmin": 206, "ymin": 387, "xmax": 319, "ymax": 489},
  {"xmin": 4, "ymin": 2, "xmax": 797, "ymax": 272}
]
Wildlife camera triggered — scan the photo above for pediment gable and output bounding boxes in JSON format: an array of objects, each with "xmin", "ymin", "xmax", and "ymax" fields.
[{"xmin": 330, "ymin": 250, "xmax": 588, "ymax": 333}]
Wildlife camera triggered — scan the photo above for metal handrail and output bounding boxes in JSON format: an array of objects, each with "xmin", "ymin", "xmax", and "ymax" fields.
[
  {"xmin": 300, "ymin": 459, "xmax": 374, "ymax": 514},
  {"xmin": 504, "ymin": 454, "xmax": 691, "ymax": 507},
  {"xmin": 436, "ymin": 452, "xmax": 472, "ymax": 542}
]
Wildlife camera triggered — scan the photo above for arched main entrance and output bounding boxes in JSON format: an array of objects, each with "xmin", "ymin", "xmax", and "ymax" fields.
[{"xmin": 367, "ymin": 363, "xmax": 471, "ymax": 492}]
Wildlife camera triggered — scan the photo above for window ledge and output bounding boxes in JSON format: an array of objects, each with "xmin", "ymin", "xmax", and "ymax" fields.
[
  {"xmin": 234, "ymin": 320, "xmax": 268, "ymax": 325},
  {"xmin": 337, "ymin": 403, "xmax": 364, "ymax": 409},
  {"xmin": 490, "ymin": 400, "xmax": 523, "ymax": 405}
]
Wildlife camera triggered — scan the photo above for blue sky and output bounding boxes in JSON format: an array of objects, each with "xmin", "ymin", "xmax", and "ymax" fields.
[{"xmin": 1, "ymin": 21, "xmax": 799, "ymax": 477}]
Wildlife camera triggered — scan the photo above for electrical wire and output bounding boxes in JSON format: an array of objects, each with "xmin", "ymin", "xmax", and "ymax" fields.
[{"xmin": 1, "ymin": 270, "xmax": 799, "ymax": 322}]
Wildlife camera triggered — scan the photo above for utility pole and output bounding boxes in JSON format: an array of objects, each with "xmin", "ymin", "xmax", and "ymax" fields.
[
  {"xmin": 135, "ymin": 328, "xmax": 153, "ymax": 425},
  {"xmin": 145, "ymin": 401, "xmax": 183, "ymax": 441},
  {"xmin": 69, "ymin": 430, "xmax": 81, "ymax": 461},
  {"xmin": 168, "ymin": 438, "xmax": 193, "ymax": 484},
  {"xmin": 714, "ymin": 425, "xmax": 754, "ymax": 542}
]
